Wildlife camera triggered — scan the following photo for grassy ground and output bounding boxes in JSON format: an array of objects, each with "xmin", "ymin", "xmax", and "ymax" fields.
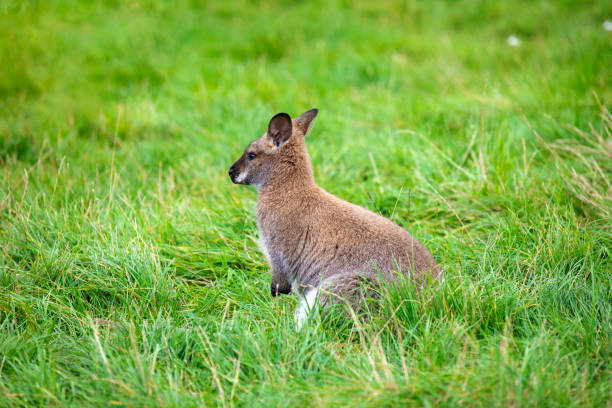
[{"xmin": 1, "ymin": 0, "xmax": 611, "ymax": 406}]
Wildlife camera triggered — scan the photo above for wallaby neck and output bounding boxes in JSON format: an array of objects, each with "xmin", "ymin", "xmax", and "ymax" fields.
[
  {"xmin": 258, "ymin": 143, "xmax": 317, "ymax": 197},
  {"xmin": 258, "ymin": 165, "xmax": 316, "ymax": 197}
]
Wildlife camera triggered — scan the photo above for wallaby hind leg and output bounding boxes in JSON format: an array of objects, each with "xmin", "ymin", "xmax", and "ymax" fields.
[
  {"xmin": 324, "ymin": 274, "xmax": 380, "ymax": 313},
  {"xmin": 294, "ymin": 287, "xmax": 320, "ymax": 330},
  {"xmin": 294, "ymin": 274, "xmax": 380, "ymax": 329}
]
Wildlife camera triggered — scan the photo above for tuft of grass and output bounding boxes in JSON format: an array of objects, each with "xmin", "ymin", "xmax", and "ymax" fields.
[{"xmin": 1, "ymin": 0, "xmax": 611, "ymax": 406}]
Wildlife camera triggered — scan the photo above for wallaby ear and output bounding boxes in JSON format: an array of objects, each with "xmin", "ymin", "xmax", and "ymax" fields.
[
  {"xmin": 268, "ymin": 113, "xmax": 293, "ymax": 147},
  {"xmin": 293, "ymin": 108, "xmax": 318, "ymax": 136}
]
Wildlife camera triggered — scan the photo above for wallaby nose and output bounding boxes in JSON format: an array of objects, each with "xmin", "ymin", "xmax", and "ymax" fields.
[{"xmin": 228, "ymin": 166, "xmax": 236, "ymax": 179}]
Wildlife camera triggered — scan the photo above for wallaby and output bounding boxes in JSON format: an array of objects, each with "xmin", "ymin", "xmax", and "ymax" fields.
[{"xmin": 229, "ymin": 109, "xmax": 440, "ymax": 328}]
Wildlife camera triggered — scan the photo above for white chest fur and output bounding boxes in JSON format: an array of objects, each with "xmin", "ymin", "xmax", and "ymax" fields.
[{"xmin": 257, "ymin": 235, "xmax": 271, "ymax": 263}]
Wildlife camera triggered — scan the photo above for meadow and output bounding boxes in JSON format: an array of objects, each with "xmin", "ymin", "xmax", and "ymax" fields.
[{"xmin": 1, "ymin": 0, "xmax": 611, "ymax": 406}]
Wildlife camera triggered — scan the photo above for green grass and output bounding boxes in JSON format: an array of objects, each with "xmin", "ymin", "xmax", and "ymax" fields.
[{"xmin": 1, "ymin": 0, "xmax": 611, "ymax": 406}]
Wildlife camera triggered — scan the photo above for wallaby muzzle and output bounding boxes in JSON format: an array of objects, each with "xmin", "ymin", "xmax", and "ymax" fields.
[{"xmin": 228, "ymin": 156, "xmax": 246, "ymax": 184}]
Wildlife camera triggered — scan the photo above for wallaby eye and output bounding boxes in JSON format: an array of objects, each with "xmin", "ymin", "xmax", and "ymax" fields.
[{"xmin": 247, "ymin": 152, "xmax": 256, "ymax": 160}]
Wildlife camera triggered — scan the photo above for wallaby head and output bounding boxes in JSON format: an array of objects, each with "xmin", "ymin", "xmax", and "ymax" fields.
[{"xmin": 228, "ymin": 109, "xmax": 318, "ymax": 188}]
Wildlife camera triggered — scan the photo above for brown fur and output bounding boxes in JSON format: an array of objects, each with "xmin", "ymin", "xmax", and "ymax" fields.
[{"xmin": 229, "ymin": 109, "xmax": 440, "ymax": 308}]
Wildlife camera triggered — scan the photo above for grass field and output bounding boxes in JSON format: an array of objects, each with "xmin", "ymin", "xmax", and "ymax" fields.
[{"xmin": 1, "ymin": 0, "xmax": 611, "ymax": 406}]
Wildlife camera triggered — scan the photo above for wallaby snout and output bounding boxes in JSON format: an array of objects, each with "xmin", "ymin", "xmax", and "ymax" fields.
[
  {"xmin": 228, "ymin": 150, "xmax": 252, "ymax": 185},
  {"xmin": 228, "ymin": 165, "xmax": 237, "ymax": 182},
  {"xmin": 228, "ymin": 161, "xmax": 243, "ymax": 184}
]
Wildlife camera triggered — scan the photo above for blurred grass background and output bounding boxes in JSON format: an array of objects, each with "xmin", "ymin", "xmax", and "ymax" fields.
[{"xmin": 1, "ymin": 0, "xmax": 611, "ymax": 406}]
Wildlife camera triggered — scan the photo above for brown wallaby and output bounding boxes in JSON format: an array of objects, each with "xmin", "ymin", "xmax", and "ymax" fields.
[{"xmin": 229, "ymin": 109, "xmax": 440, "ymax": 328}]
